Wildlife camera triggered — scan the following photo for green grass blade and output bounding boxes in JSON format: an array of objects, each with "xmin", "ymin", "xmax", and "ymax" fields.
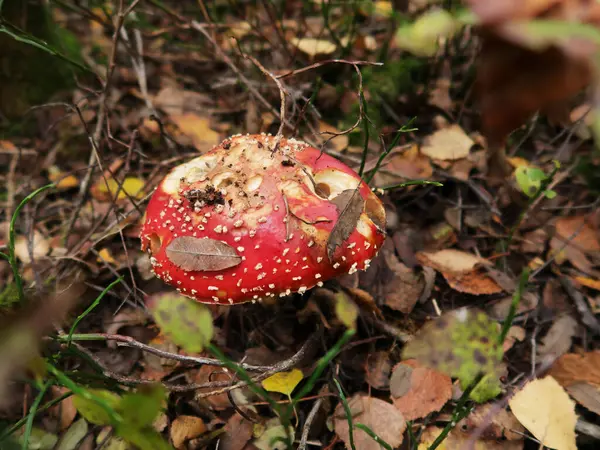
[{"xmin": 20, "ymin": 381, "xmax": 52, "ymax": 450}]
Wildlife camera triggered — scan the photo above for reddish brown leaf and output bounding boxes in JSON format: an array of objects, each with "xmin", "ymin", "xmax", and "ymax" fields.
[
  {"xmin": 166, "ymin": 236, "xmax": 242, "ymax": 272},
  {"xmin": 548, "ymin": 351, "xmax": 600, "ymax": 387},
  {"xmin": 365, "ymin": 351, "xmax": 393, "ymax": 390},
  {"xmin": 390, "ymin": 360, "xmax": 452, "ymax": 421}
]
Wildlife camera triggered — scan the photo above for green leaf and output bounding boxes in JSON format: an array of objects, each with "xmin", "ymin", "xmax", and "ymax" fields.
[
  {"xmin": 402, "ymin": 308, "xmax": 504, "ymax": 402},
  {"xmin": 114, "ymin": 426, "xmax": 172, "ymax": 450},
  {"xmin": 148, "ymin": 293, "xmax": 214, "ymax": 353},
  {"xmin": 72, "ymin": 390, "xmax": 120, "ymax": 426},
  {"xmin": 119, "ymin": 385, "xmax": 166, "ymax": 429},
  {"xmin": 253, "ymin": 418, "xmax": 293, "ymax": 450},
  {"xmin": 395, "ymin": 9, "xmax": 460, "ymax": 56},
  {"xmin": 469, "ymin": 372, "xmax": 503, "ymax": 403},
  {"xmin": 543, "ymin": 189, "xmax": 557, "ymax": 199},
  {"xmin": 515, "ymin": 166, "xmax": 547, "ymax": 197}
]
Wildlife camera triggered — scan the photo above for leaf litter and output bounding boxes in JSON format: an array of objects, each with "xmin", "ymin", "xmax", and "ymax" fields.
[{"xmin": 2, "ymin": 1, "xmax": 600, "ymax": 449}]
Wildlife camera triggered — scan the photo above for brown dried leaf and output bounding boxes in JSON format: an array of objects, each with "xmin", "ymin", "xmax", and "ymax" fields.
[
  {"xmin": 166, "ymin": 236, "xmax": 242, "ymax": 271},
  {"xmin": 390, "ymin": 360, "xmax": 452, "ymax": 421},
  {"xmin": 219, "ymin": 413, "xmax": 254, "ymax": 450},
  {"xmin": 333, "ymin": 394, "xmax": 405, "ymax": 450},
  {"xmin": 566, "ymin": 382, "xmax": 600, "ymax": 415},
  {"xmin": 170, "ymin": 415, "xmax": 207, "ymax": 450},
  {"xmin": 548, "ymin": 351, "xmax": 600, "ymax": 388},
  {"xmin": 365, "ymin": 351, "xmax": 393, "ymax": 390},
  {"xmin": 537, "ymin": 314, "xmax": 578, "ymax": 360},
  {"xmin": 420, "ymin": 426, "xmax": 523, "ymax": 450},
  {"xmin": 458, "ymin": 403, "xmax": 525, "ymax": 440},
  {"xmin": 383, "ymin": 250, "xmax": 424, "ymax": 314},
  {"xmin": 327, "ymin": 189, "xmax": 365, "ymax": 261},
  {"xmin": 550, "ymin": 215, "xmax": 600, "ymax": 274}
]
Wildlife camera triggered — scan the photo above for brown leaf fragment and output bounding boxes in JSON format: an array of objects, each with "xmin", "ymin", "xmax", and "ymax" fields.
[
  {"xmin": 548, "ymin": 351, "xmax": 600, "ymax": 388},
  {"xmin": 537, "ymin": 314, "xmax": 578, "ymax": 360},
  {"xmin": 219, "ymin": 413, "xmax": 254, "ymax": 450},
  {"xmin": 383, "ymin": 249, "xmax": 424, "ymax": 314},
  {"xmin": 420, "ymin": 426, "xmax": 523, "ymax": 450},
  {"xmin": 327, "ymin": 188, "xmax": 365, "ymax": 261},
  {"xmin": 566, "ymin": 382, "xmax": 600, "ymax": 416},
  {"xmin": 333, "ymin": 394, "xmax": 405, "ymax": 450},
  {"xmin": 170, "ymin": 415, "xmax": 207, "ymax": 450},
  {"xmin": 390, "ymin": 360, "xmax": 452, "ymax": 421},
  {"xmin": 365, "ymin": 351, "xmax": 393, "ymax": 390},
  {"xmin": 166, "ymin": 236, "xmax": 242, "ymax": 271},
  {"xmin": 458, "ymin": 403, "xmax": 525, "ymax": 440}
]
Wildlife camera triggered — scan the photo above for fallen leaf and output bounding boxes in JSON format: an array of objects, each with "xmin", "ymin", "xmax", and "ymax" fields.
[
  {"xmin": 91, "ymin": 177, "xmax": 145, "ymax": 202},
  {"xmin": 290, "ymin": 37, "xmax": 336, "ymax": 56},
  {"xmin": 219, "ymin": 413, "xmax": 253, "ymax": 450},
  {"xmin": 390, "ymin": 360, "xmax": 452, "ymax": 421},
  {"xmin": 458, "ymin": 403, "xmax": 525, "ymax": 440},
  {"xmin": 333, "ymin": 394, "xmax": 406, "ymax": 450},
  {"xmin": 318, "ymin": 121, "xmax": 349, "ymax": 152},
  {"xmin": 261, "ymin": 369, "xmax": 304, "ymax": 396},
  {"xmin": 333, "ymin": 290, "xmax": 359, "ymax": 330},
  {"xmin": 170, "ymin": 415, "xmax": 206, "ymax": 450},
  {"xmin": 503, "ymin": 325, "xmax": 526, "ymax": 353},
  {"xmin": 417, "ymin": 249, "xmax": 503, "ymax": 295},
  {"xmin": 548, "ymin": 351, "xmax": 600, "ymax": 388},
  {"xmin": 383, "ymin": 145, "xmax": 433, "ymax": 182},
  {"xmin": 537, "ymin": 314, "xmax": 578, "ymax": 360},
  {"xmin": 490, "ymin": 292, "xmax": 538, "ymax": 320},
  {"xmin": 509, "ymin": 376, "xmax": 577, "ymax": 450},
  {"xmin": 383, "ymin": 249, "xmax": 424, "ymax": 314},
  {"xmin": 402, "ymin": 307, "xmax": 504, "ymax": 402},
  {"xmin": 154, "ymin": 86, "xmax": 212, "ymax": 117},
  {"xmin": 14, "ymin": 229, "xmax": 49, "ymax": 263},
  {"xmin": 420, "ymin": 124, "xmax": 474, "ymax": 161},
  {"xmin": 550, "ymin": 215, "xmax": 600, "ymax": 274},
  {"xmin": 48, "ymin": 166, "xmax": 78, "ymax": 190},
  {"xmin": 148, "ymin": 292, "xmax": 214, "ymax": 354},
  {"xmin": 253, "ymin": 417, "xmax": 294, "ymax": 450},
  {"xmin": 73, "ymin": 389, "xmax": 121, "ymax": 426},
  {"xmin": 365, "ymin": 351, "xmax": 393, "ymax": 390},
  {"xmin": 573, "ymin": 276, "xmax": 600, "ymax": 291},
  {"xmin": 418, "ymin": 425, "xmax": 523, "ymax": 450},
  {"xmin": 566, "ymin": 382, "xmax": 600, "ymax": 415},
  {"xmin": 327, "ymin": 189, "xmax": 365, "ymax": 262},
  {"xmin": 166, "ymin": 236, "xmax": 242, "ymax": 272},
  {"xmin": 97, "ymin": 247, "xmax": 117, "ymax": 265},
  {"xmin": 49, "ymin": 386, "xmax": 77, "ymax": 431},
  {"xmin": 56, "ymin": 418, "xmax": 88, "ymax": 450},
  {"xmin": 170, "ymin": 113, "xmax": 221, "ymax": 150}
]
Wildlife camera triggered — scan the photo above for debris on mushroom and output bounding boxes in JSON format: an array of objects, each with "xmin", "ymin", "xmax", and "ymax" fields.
[{"xmin": 140, "ymin": 133, "xmax": 386, "ymax": 305}]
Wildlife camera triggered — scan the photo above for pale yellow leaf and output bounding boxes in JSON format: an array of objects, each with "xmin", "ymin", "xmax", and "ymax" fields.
[
  {"xmin": 318, "ymin": 121, "xmax": 349, "ymax": 152},
  {"xmin": 421, "ymin": 125, "xmax": 473, "ymax": 161},
  {"xmin": 92, "ymin": 177, "xmax": 145, "ymax": 202},
  {"xmin": 509, "ymin": 376, "xmax": 577, "ymax": 450},
  {"xmin": 261, "ymin": 369, "xmax": 303, "ymax": 396},
  {"xmin": 14, "ymin": 230, "xmax": 49, "ymax": 263},
  {"xmin": 170, "ymin": 113, "xmax": 221, "ymax": 150},
  {"xmin": 290, "ymin": 37, "xmax": 336, "ymax": 56},
  {"xmin": 418, "ymin": 249, "xmax": 487, "ymax": 273}
]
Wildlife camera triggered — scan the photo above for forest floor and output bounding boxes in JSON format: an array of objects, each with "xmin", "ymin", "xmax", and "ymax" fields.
[{"xmin": 1, "ymin": 1, "xmax": 600, "ymax": 450}]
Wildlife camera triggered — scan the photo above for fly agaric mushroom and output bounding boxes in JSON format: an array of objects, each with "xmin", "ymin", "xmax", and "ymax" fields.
[{"xmin": 140, "ymin": 134, "xmax": 386, "ymax": 305}]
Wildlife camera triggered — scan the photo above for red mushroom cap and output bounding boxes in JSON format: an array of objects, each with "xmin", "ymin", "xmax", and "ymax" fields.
[{"xmin": 140, "ymin": 134, "xmax": 386, "ymax": 305}]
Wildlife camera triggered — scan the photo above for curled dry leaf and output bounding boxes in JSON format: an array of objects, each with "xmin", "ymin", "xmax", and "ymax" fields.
[
  {"xmin": 290, "ymin": 37, "xmax": 336, "ymax": 56},
  {"xmin": 318, "ymin": 121, "xmax": 349, "ymax": 152},
  {"xmin": 382, "ymin": 249, "xmax": 424, "ymax": 314},
  {"xmin": 166, "ymin": 236, "xmax": 242, "ymax": 272},
  {"xmin": 420, "ymin": 124, "xmax": 474, "ymax": 161},
  {"xmin": 509, "ymin": 376, "xmax": 577, "ymax": 450},
  {"xmin": 417, "ymin": 249, "xmax": 503, "ymax": 295},
  {"xmin": 327, "ymin": 188, "xmax": 365, "ymax": 262},
  {"xmin": 170, "ymin": 113, "xmax": 221, "ymax": 150},
  {"xmin": 333, "ymin": 394, "xmax": 406, "ymax": 450},
  {"xmin": 390, "ymin": 360, "xmax": 452, "ymax": 421}
]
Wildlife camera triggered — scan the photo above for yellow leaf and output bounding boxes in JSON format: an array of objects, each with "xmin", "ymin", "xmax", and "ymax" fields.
[
  {"xmin": 97, "ymin": 248, "xmax": 117, "ymax": 265},
  {"xmin": 261, "ymin": 369, "xmax": 303, "ymax": 396},
  {"xmin": 507, "ymin": 156, "xmax": 532, "ymax": 169},
  {"xmin": 573, "ymin": 276, "xmax": 600, "ymax": 291},
  {"xmin": 509, "ymin": 376, "xmax": 577, "ymax": 450},
  {"xmin": 48, "ymin": 166, "xmax": 78, "ymax": 190},
  {"xmin": 170, "ymin": 113, "xmax": 221, "ymax": 150},
  {"xmin": 334, "ymin": 291, "xmax": 358, "ymax": 330},
  {"xmin": 290, "ymin": 37, "xmax": 336, "ymax": 56},
  {"xmin": 420, "ymin": 125, "xmax": 474, "ymax": 161},
  {"xmin": 92, "ymin": 177, "xmax": 145, "ymax": 202}
]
